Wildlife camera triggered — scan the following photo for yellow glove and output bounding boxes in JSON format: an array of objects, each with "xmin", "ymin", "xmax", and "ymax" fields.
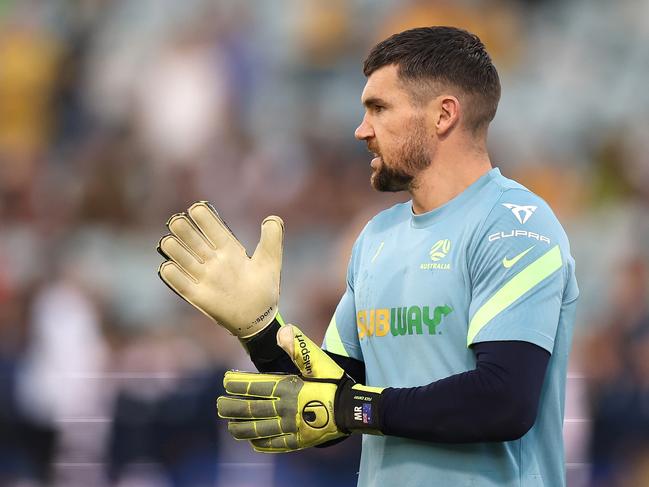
[
  {"xmin": 217, "ymin": 325, "xmax": 385, "ymax": 453},
  {"xmin": 157, "ymin": 201, "xmax": 284, "ymax": 339}
]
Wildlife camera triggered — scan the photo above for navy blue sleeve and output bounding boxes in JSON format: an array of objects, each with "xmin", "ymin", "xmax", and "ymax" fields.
[{"xmin": 380, "ymin": 340, "xmax": 550, "ymax": 443}]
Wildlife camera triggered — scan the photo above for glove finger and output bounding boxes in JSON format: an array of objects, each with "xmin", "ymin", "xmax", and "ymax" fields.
[
  {"xmin": 250, "ymin": 434, "xmax": 299, "ymax": 453},
  {"xmin": 158, "ymin": 235, "xmax": 203, "ymax": 278},
  {"xmin": 187, "ymin": 202, "xmax": 246, "ymax": 254},
  {"xmin": 252, "ymin": 216, "xmax": 284, "ymax": 274},
  {"xmin": 158, "ymin": 261, "xmax": 198, "ymax": 296},
  {"xmin": 167, "ymin": 213, "xmax": 213, "ymax": 260},
  {"xmin": 217, "ymin": 396, "xmax": 278, "ymax": 419},
  {"xmin": 223, "ymin": 371, "xmax": 286, "ymax": 397},
  {"xmin": 227, "ymin": 418, "xmax": 290, "ymax": 440}
]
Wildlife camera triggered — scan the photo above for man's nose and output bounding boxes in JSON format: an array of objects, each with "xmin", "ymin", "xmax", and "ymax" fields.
[{"xmin": 355, "ymin": 116, "xmax": 374, "ymax": 141}]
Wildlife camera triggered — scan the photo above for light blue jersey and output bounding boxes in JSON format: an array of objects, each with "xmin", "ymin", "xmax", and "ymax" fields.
[{"xmin": 322, "ymin": 168, "xmax": 578, "ymax": 487}]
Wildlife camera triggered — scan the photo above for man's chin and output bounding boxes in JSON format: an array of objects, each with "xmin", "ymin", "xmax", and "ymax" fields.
[{"xmin": 371, "ymin": 167, "xmax": 412, "ymax": 192}]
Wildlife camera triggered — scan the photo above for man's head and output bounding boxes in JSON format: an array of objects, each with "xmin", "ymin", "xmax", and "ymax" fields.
[{"xmin": 355, "ymin": 26, "xmax": 501, "ymax": 192}]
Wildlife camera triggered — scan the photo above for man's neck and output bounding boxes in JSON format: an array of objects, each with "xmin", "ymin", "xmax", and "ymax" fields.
[{"xmin": 409, "ymin": 149, "xmax": 493, "ymax": 215}]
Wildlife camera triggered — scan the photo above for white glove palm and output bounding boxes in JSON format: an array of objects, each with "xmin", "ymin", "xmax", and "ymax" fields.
[{"xmin": 158, "ymin": 201, "xmax": 284, "ymax": 338}]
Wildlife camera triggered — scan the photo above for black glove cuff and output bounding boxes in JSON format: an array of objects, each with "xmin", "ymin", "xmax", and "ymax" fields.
[
  {"xmin": 240, "ymin": 318, "xmax": 299, "ymax": 374},
  {"xmin": 334, "ymin": 379, "xmax": 384, "ymax": 435}
]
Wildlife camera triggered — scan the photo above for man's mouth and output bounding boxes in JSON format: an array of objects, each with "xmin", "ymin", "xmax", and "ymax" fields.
[
  {"xmin": 368, "ymin": 149, "xmax": 381, "ymax": 168},
  {"xmin": 370, "ymin": 155, "xmax": 381, "ymax": 169}
]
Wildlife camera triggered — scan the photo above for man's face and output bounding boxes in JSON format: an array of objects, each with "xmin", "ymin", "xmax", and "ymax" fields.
[{"xmin": 355, "ymin": 65, "xmax": 433, "ymax": 192}]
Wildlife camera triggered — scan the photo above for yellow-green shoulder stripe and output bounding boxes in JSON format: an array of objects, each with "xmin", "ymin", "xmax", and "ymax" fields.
[
  {"xmin": 324, "ymin": 316, "xmax": 350, "ymax": 357},
  {"xmin": 275, "ymin": 312, "xmax": 286, "ymax": 326},
  {"xmin": 467, "ymin": 244, "xmax": 562, "ymax": 346}
]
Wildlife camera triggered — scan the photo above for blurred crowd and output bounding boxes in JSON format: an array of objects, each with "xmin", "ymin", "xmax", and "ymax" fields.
[{"xmin": 0, "ymin": 0, "xmax": 648, "ymax": 486}]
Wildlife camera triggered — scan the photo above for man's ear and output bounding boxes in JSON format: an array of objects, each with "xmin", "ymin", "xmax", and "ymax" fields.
[{"xmin": 435, "ymin": 95, "xmax": 460, "ymax": 136}]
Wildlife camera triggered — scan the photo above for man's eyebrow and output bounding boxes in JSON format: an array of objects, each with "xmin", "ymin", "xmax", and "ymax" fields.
[{"xmin": 362, "ymin": 97, "xmax": 389, "ymax": 108}]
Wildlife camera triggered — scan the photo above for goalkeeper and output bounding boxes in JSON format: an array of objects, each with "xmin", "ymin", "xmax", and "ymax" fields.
[{"xmin": 158, "ymin": 27, "xmax": 578, "ymax": 487}]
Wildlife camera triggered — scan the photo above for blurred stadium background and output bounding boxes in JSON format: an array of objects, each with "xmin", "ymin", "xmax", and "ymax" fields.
[{"xmin": 0, "ymin": 0, "xmax": 648, "ymax": 486}]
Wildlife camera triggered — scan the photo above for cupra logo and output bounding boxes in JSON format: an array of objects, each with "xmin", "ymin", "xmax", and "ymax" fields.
[{"xmin": 502, "ymin": 203, "xmax": 537, "ymax": 224}]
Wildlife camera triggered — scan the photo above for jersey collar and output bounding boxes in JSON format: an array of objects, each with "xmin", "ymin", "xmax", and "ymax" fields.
[{"xmin": 410, "ymin": 167, "xmax": 500, "ymax": 229}]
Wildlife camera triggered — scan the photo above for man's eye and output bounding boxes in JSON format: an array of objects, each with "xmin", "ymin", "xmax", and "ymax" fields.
[{"xmin": 374, "ymin": 105, "xmax": 385, "ymax": 113}]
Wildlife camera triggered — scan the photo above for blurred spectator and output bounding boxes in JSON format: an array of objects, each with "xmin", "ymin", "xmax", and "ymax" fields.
[
  {"xmin": 0, "ymin": 7, "xmax": 60, "ymax": 157},
  {"xmin": 0, "ymin": 285, "xmax": 58, "ymax": 486},
  {"xmin": 105, "ymin": 317, "xmax": 242, "ymax": 486},
  {"xmin": 375, "ymin": 0, "xmax": 524, "ymax": 67},
  {"xmin": 107, "ymin": 367, "xmax": 225, "ymax": 486},
  {"xmin": 0, "ymin": 6, "xmax": 61, "ymax": 221},
  {"xmin": 133, "ymin": 29, "xmax": 229, "ymax": 168},
  {"xmin": 579, "ymin": 256, "xmax": 649, "ymax": 487}
]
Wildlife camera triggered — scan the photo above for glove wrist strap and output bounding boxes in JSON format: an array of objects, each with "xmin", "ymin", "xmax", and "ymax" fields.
[
  {"xmin": 335, "ymin": 380, "xmax": 385, "ymax": 435},
  {"xmin": 240, "ymin": 314, "xmax": 298, "ymax": 373}
]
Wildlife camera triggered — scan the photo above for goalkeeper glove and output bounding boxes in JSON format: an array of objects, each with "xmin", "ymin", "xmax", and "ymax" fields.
[
  {"xmin": 217, "ymin": 324, "xmax": 385, "ymax": 453},
  {"xmin": 157, "ymin": 201, "xmax": 284, "ymax": 339}
]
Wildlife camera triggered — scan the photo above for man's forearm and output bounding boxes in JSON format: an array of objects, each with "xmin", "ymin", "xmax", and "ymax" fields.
[
  {"xmin": 241, "ymin": 324, "xmax": 550, "ymax": 444},
  {"xmin": 338, "ymin": 341, "xmax": 550, "ymax": 443}
]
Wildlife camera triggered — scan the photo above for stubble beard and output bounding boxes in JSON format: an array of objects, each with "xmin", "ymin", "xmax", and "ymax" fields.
[{"xmin": 370, "ymin": 122, "xmax": 432, "ymax": 193}]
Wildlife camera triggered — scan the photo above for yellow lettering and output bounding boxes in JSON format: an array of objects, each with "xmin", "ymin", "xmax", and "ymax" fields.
[
  {"xmin": 357, "ymin": 310, "xmax": 367, "ymax": 339},
  {"xmin": 375, "ymin": 309, "xmax": 390, "ymax": 336}
]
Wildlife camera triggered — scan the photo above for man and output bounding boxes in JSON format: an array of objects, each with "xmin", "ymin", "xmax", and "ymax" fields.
[{"xmin": 158, "ymin": 27, "xmax": 578, "ymax": 487}]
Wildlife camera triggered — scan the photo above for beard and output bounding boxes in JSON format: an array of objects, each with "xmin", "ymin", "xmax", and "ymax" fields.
[{"xmin": 369, "ymin": 120, "xmax": 432, "ymax": 192}]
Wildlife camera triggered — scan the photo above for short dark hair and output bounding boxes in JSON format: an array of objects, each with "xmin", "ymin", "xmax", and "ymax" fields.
[{"xmin": 363, "ymin": 26, "xmax": 501, "ymax": 133}]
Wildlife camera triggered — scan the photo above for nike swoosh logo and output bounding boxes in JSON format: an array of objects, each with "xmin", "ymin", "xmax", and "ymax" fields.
[{"xmin": 502, "ymin": 246, "xmax": 535, "ymax": 268}]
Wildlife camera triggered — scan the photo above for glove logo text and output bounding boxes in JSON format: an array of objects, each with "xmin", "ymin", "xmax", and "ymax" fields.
[
  {"xmin": 295, "ymin": 333, "xmax": 313, "ymax": 376},
  {"xmin": 253, "ymin": 306, "xmax": 274, "ymax": 325}
]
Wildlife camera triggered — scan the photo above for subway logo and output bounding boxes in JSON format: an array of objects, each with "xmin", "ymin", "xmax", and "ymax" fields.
[{"xmin": 357, "ymin": 305, "xmax": 453, "ymax": 339}]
